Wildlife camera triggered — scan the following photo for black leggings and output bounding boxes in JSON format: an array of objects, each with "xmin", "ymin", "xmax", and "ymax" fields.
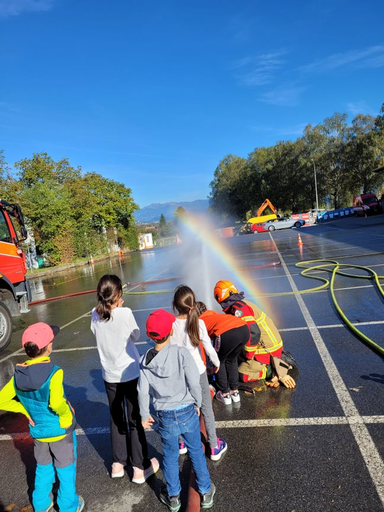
[
  {"xmin": 215, "ymin": 324, "xmax": 250, "ymax": 393},
  {"xmin": 104, "ymin": 379, "xmax": 150, "ymax": 470}
]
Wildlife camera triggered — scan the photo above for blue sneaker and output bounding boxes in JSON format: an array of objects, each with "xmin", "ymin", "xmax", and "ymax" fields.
[
  {"xmin": 210, "ymin": 438, "xmax": 227, "ymax": 461},
  {"xmin": 76, "ymin": 496, "xmax": 85, "ymax": 512}
]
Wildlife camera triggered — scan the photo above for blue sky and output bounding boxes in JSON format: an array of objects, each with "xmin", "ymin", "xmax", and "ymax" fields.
[{"xmin": 1, "ymin": 0, "xmax": 383, "ymax": 208}]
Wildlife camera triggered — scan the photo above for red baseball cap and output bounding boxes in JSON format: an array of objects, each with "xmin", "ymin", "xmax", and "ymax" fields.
[
  {"xmin": 146, "ymin": 309, "xmax": 175, "ymax": 340},
  {"xmin": 22, "ymin": 322, "xmax": 60, "ymax": 349}
]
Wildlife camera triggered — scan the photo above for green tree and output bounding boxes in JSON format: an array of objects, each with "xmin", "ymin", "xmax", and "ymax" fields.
[
  {"xmin": 209, "ymin": 155, "xmax": 251, "ymax": 220},
  {"xmin": 14, "ymin": 153, "xmax": 139, "ymax": 263},
  {"xmin": 158, "ymin": 213, "xmax": 174, "ymax": 237}
]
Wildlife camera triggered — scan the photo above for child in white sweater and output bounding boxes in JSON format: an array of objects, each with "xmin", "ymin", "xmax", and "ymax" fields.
[{"xmin": 91, "ymin": 274, "xmax": 159, "ymax": 482}]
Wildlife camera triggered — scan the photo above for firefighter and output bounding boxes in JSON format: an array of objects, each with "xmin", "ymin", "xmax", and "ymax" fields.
[{"xmin": 213, "ymin": 280, "xmax": 296, "ymax": 389}]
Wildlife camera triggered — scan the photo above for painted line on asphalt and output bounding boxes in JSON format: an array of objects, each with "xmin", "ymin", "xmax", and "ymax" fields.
[
  {"xmin": 4, "ymin": 317, "xmax": 384, "ymax": 358},
  {"xmin": 2, "ymin": 415, "xmax": 384, "ymax": 442},
  {"xmin": 271, "ymin": 235, "xmax": 384, "ymax": 508},
  {"xmin": 279, "ymin": 320, "xmax": 384, "ymax": 332}
]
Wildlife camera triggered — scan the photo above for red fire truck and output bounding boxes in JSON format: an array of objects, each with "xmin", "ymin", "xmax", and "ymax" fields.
[{"xmin": 0, "ymin": 200, "xmax": 31, "ymax": 351}]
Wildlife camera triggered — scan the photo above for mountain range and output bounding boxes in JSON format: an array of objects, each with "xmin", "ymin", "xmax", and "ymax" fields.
[{"xmin": 134, "ymin": 199, "xmax": 210, "ymax": 223}]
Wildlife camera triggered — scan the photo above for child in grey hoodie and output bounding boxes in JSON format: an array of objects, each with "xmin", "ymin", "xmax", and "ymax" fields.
[{"xmin": 138, "ymin": 309, "xmax": 216, "ymax": 511}]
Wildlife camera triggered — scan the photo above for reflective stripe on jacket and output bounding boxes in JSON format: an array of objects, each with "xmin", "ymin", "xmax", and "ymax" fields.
[{"xmin": 225, "ymin": 299, "xmax": 283, "ymax": 363}]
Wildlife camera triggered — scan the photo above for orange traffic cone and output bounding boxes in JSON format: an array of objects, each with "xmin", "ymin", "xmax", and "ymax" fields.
[{"xmin": 298, "ymin": 234, "xmax": 303, "ymax": 246}]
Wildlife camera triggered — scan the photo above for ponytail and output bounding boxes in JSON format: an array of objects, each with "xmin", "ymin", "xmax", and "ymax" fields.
[
  {"xmin": 172, "ymin": 285, "xmax": 200, "ymax": 347},
  {"xmin": 96, "ymin": 274, "xmax": 123, "ymax": 321}
]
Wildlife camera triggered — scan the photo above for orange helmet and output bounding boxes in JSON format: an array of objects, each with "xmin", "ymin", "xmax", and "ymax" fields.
[{"xmin": 214, "ymin": 280, "xmax": 238, "ymax": 303}]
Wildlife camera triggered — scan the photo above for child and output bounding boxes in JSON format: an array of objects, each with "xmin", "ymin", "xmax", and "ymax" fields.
[
  {"xmin": 214, "ymin": 280, "xmax": 296, "ymax": 389},
  {"xmin": 196, "ymin": 301, "xmax": 250, "ymax": 405},
  {"xmin": 90, "ymin": 274, "xmax": 159, "ymax": 481},
  {"xmin": 171, "ymin": 285, "xmax": 227, "ymax": 460},
  {"xmin": 0, "ymin": 322, "xmax": 84, "ymax": 512},
  {"xmin": 138, "ymin": 309, "xmax": 216, "ymax": 511}
]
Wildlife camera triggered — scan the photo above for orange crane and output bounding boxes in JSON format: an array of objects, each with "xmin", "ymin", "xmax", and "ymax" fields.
[{"xmin": 243, "ymin": 199, "xmax": 279, "ymax": 233}]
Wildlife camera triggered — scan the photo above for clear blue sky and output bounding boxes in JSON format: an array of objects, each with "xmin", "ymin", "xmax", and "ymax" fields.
[{"xmin": 1, "ymin": 0, "xmax": 383, "ymax": 208}]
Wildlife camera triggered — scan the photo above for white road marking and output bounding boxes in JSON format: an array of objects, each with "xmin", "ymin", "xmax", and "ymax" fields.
[
  {"xmin": 271, "ymin": 234, "xmax": 384, "ymax": 508},
  {"xmin": 2, "ymin": 414, "xmax": 384, "ymax": 441}
]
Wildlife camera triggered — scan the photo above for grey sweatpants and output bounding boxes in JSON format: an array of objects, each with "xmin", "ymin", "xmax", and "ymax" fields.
[{"xmin": 199, "ymin": 371, "xmax": 218, "ymax": 449}]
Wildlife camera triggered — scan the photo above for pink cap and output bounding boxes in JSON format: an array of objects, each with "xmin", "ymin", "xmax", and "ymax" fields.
[{"xmin": 22, "ymin": 322, "xmax": 60, "ymax": 349}]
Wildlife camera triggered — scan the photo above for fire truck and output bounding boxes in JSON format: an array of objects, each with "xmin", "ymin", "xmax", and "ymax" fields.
[{"xmin": 0, "ymin": 200, "xmax": 31, "ymax": 351}]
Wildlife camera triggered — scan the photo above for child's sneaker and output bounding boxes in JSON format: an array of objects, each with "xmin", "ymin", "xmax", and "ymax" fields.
[
  {"xmin": 201, "ymin": 483, "xmax": 216, "ymax": 509},
  {"xmin": 76, "ymin": 496, "xmax": 85, "ymax": 512},
  {"xmin": 215, "ymin": 391, "xmax": 232, "ymax": 405},
  {"xmin": 179, "ymin": 441, "xmax": 188, "ymax": 455},
  {"xmin": 41, "ymin": 502, "xmax": 54, "ymax": 512},
  {"xmin": 132, "ymin": 457, "xmax": 160, "ymax": 484},
  {"xmin": 210, "ymin": 438, "xmax": 227, "ymax": 461},
  {"xmin": 111, "ymin": 462, "xmax": 124, "ymax": 478},
  {"xmin": 230, "ymin": 391, "xmax": 240, "ymax": 403},
  {"xmin": 160, "ymin": 486, "xmax": 181, "ymax": 511}
]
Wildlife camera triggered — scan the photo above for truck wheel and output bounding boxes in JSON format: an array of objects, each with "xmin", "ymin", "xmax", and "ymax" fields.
[{"xmin": 0, "ymin": 302, "xmax": 13, "ymax": 352}]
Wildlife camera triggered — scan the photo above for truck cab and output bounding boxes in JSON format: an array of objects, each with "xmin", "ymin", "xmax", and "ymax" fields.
[
  {"xmin": 0, "ymin": 200, "xmax": 31, "ymax": 350},
  {"xmin": 353, "ymin": 193, "xmax": 382, "ymax": 216}
]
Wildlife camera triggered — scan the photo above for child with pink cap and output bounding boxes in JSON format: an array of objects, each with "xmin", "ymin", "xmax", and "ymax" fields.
[{"xmin": 0, "ymin": 322, "xmax": 84, "ymax": 512}]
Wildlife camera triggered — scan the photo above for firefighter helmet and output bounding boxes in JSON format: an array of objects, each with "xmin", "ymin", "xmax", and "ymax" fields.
[{"xmin": 214, "ymin": 280, "xmax": 238, "ymax": 303}]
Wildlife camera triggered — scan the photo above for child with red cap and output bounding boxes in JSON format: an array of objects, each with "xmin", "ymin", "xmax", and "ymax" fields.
[
  {"xmin": 0, "ymin": 322, "xmax": 84, "ymax": 512},
  {"xmin": 138, "ymin": 309, "xmax": 216, "ymax": 511}
]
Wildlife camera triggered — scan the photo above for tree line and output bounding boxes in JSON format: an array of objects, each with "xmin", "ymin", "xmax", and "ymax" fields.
[
  {"xmin": 209, "ymin": 106, "xmax": 384, "ymax": 221},
  {"xmin": 0, "ymin": 152, "xmax": 139, "ymax": 264}
]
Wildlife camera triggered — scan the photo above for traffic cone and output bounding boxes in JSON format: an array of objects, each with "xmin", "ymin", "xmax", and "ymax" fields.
[{"xmin": 298, "ymin": 234, "xmax": 303, "ymax": 246}]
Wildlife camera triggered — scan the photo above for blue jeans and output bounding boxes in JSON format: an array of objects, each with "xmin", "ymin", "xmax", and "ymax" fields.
[{"xmin": 157, "ymin": 404, "xmax": 211, "ymax": 497}]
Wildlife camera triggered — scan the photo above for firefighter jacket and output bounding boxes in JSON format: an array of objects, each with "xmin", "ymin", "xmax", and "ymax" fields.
[{"xmin": 222, "ymin": 297, "xmax": 283, "ymax": 363}]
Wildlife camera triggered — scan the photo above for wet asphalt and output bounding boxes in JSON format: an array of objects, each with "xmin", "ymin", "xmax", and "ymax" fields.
[{"xmin": 1, "ymin": 214, "xmax": 384, "ymax": 512}]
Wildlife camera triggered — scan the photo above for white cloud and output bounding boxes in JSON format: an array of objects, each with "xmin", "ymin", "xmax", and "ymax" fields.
[
  {"xmin": 0, "ymin": 0, "xmax": 55, "ymax": 17},
  {"xmin": 299, "ymin": 45, "xmax": 384, "ymax": 73},
  {"xmin": 346, "ymin": 101, "xmax": 377, "ymax": 117},
  {"xmin": 233, "ymin": 49, "xmax": 290, "ymax": 87},
  {"xmin": 258, "ymin": 84, "xmax": 306, "ymax": 106}
]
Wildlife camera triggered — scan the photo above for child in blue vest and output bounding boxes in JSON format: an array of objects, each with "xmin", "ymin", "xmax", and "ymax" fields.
[{"xmin": 0, "ymin": 322, "xmax": 84, "ymax": 512}]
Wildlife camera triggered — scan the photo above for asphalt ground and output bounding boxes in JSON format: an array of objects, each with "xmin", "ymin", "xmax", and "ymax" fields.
[{"xmin": 1, "ymin": 214, "xmax": 384, "ymax": 512}]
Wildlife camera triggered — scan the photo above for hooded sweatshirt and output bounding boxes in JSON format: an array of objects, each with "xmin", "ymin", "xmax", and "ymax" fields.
[{"xmin": 138, "ymin": 343, "xmax": 202, "ymax": 421}]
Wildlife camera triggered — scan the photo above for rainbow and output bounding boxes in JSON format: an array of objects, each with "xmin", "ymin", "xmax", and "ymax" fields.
[{"xmin": 178, "ymin": 214, "xmax": 273, "ymax": 311}]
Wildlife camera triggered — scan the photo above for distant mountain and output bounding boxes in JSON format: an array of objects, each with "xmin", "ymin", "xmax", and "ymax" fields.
[{"xmin": 134, "ymin": 199, "xmax": 210, "ymax": 223}]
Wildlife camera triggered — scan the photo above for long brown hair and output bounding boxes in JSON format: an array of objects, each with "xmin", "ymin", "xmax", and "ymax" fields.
[
  {"xmin": 96, "ymin": 274, "xmax": 122, "ymax": 321},
  {"xmin": 172, "ymin": 285, "xmax": 200, "ymax": 347}
]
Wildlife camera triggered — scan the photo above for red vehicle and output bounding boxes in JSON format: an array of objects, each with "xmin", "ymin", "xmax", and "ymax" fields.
[
  {"xmin": 353, "ymin": 193, "xmax": 382, "ymax": 216},
  {"xmin": 245, "ymin": 221, "xmax": 268, "ymax": 234},
  {"xmin": 0, "ymin": 200, "xmax": 31, "ymax": 350}
]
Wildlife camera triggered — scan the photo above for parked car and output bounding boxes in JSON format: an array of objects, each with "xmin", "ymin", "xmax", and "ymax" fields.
[
  {"xmin": 244, "ymin": 221, "xmax": 268, "ymax": 234},
  {"xmin": 263, "ymin": 218, "xmax": 305, "ymax": 231}
]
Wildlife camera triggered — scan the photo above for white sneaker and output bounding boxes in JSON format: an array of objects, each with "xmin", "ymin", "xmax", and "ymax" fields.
[
  {"xmin": 111, "ymin": 462, "xmax": 124, "ymax": 478},
  {"xmin": 230, "ymin": 391, "xmax": 240, "ymax": 403},
  {"xmin": 215, "ymin": 391, "xmax": 232, "ymax": 405}
]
